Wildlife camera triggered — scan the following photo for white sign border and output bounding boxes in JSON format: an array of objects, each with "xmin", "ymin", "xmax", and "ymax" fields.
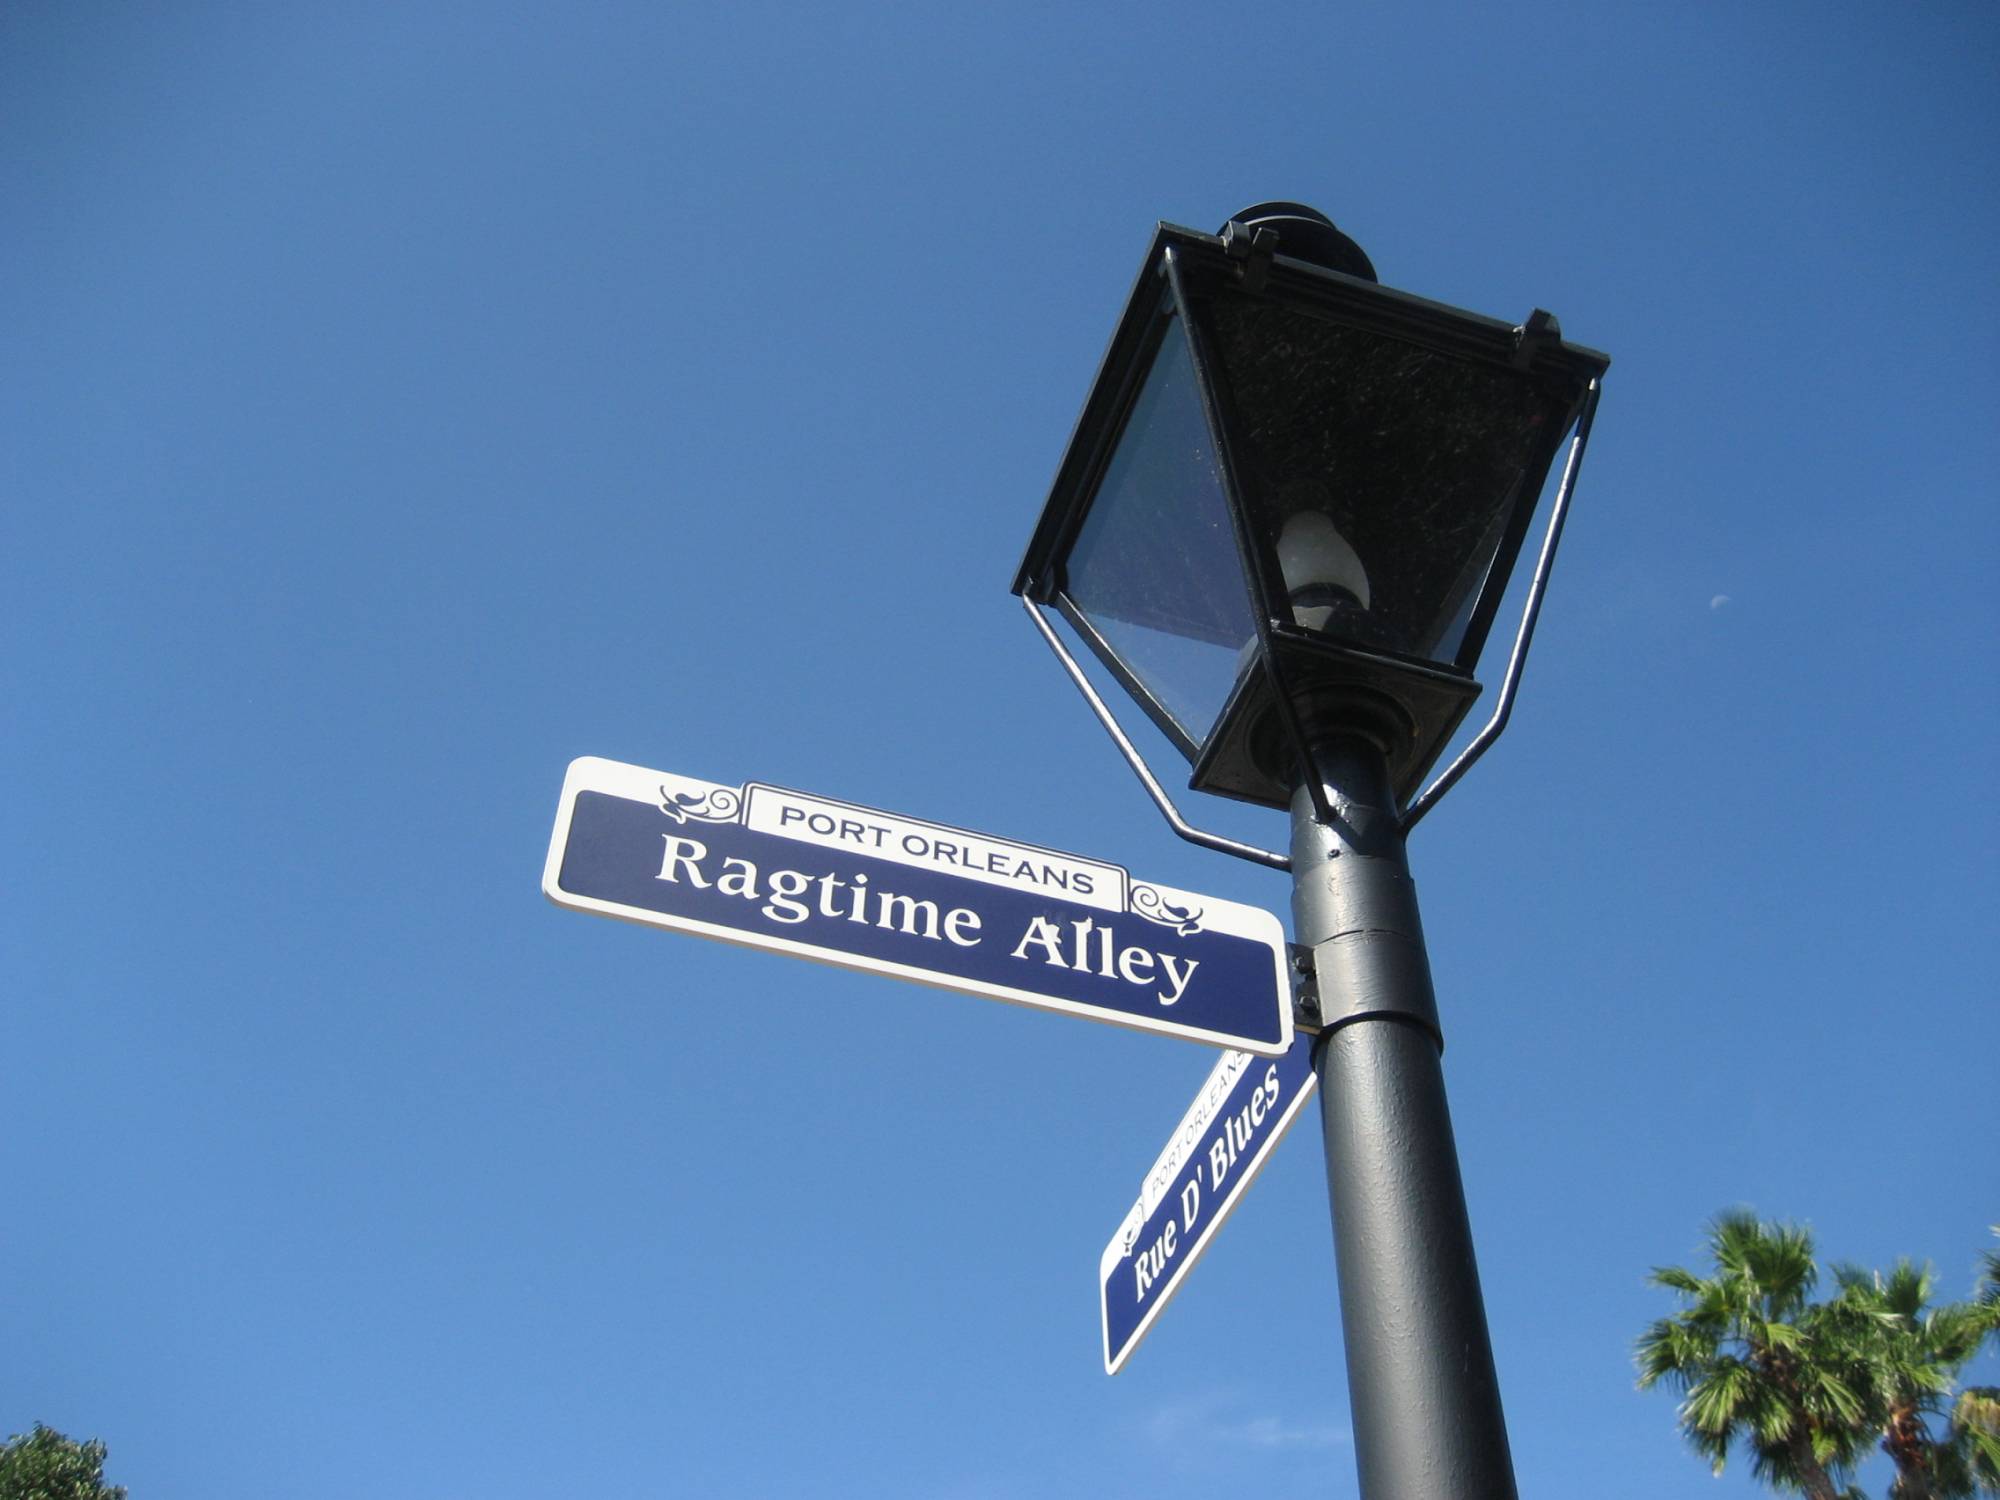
[{"xmin": 544, "ymin": 757, "xmax": 1294, "ymax": 1057}]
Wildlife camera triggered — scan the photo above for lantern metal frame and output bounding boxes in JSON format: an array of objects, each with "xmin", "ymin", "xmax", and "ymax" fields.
[{"xmin": 1013, "ymin": 219, "xmax": 1607, "ymax": 860}]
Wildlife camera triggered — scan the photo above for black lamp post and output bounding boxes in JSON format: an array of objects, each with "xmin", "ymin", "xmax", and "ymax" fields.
[{"xmin": 1012, "ymin": 204, "xmax": 1608, "ymax": 1500}]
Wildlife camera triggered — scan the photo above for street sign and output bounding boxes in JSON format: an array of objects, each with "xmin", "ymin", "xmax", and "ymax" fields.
[
  {"xmin": 1100, "ymin": 1034, "xmax": 1318, "ymax": 1373},
  {"xmin": 544, "ymin": 757, "xmax": 1293, "ymax": 1055}
]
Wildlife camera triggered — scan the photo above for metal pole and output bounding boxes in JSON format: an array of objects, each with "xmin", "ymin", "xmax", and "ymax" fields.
[{"xmin": 1289, "ymin": 731, "xmax": 1516, "ymax": 1500}]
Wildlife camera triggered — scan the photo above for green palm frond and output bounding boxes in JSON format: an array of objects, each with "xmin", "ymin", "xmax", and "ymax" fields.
[
  {"xmin": 1956, "ymin": 1388, "xmax": 2000, "ymax": 1430},
  {"xmin": 1765, "ymin": 1320, "xmax": 1806, "ymax": 1351},
  {"xmin": 1746, "ymin": 1384, "xmax": 1794, "ymax": 1445},
  {"xmin": 1804, "ymin": 1369, "xmax": 1867, "ymax": 1427},
  {"xmin": 1638, "ymin": 1215, "xmax": 2000, "ymax": 1495},
  {"xmin": 1953, "ymin": 1386, "xmax": 2000, "ymax": 1469},
  {"xmin": 1686, "ymin": 1359, "xmax": 1756, "ymax": 1433},
  {"xmin": 1882, "ymin": 1259, "xmax": 1937, "ymax": 1318},
  {"xmin": 1637, "ymin": 1316, "xmax": 1717, "ymax": 1391},
  {"xmin": 1650, "ymin": 1264, "xmax": 1707, "ymax": 1296},
  {"xmin": 1691, "ymin": 1421, "xmax": 1732, "ymax": 1477}
]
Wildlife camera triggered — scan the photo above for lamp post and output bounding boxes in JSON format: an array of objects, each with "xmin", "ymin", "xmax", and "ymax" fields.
[{"xmin": 1012, "ymin": 204, "xmax": 1608, "ymax": 1500}]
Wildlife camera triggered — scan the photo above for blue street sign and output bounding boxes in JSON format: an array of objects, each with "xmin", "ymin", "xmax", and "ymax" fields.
[
  {"xmin": 1100, "ymin": 1034, "xmax": 1319, "ymax": 1373},
  {"xmin": 543, "ymin": 758, "xmax": 1293, "ymax": 1055}
]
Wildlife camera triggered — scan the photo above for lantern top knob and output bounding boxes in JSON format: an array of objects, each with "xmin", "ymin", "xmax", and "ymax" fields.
[{"xmin": 1221, "ymin": 203, "xmax": 1377, "ymax": 282}]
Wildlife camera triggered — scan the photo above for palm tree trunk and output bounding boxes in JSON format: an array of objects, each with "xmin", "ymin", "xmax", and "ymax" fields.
[
  {"xmin": 1788, "ymin": 1434, "xmax": 1843, "ymax": 1500},
  {"xmin": 1882, "ymin": 1404, "xmax": 1936, "ymax": 1500}
]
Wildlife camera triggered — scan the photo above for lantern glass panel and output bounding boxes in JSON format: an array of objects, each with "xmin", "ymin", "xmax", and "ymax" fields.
[
  {"xmin": 1201, "ymin": 289, "xmax": 1575, "ymax": 668},
  {"xmin": 1061, "ymin": 314, "xmax": 1258, "ymax": 753}
]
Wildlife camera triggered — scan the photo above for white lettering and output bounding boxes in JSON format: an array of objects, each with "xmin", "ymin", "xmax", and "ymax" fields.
[
  {"xmin": 1134, "ymin": 1221, "xmax": 1179, "ymax": 1301},
  {"xmin": 815, "ymin": 872, "xmax": 847, "ymax": 917},
  {"xmin": 654, "ymin": 837, "xmax": 985, "ymax": 948},
  {"xmin": 1010, "ymin": 916, "xmax": 1068, "ymax": 966},
  {"xmin": 657, "ymin": 836, "xmax": 712, "ymax": 886},
  {"xmin": 1156, "ymin": 953, "xmax": 1199, "ymax": 1007},
  {"xmin": 876, "ymin": 892, "xmax": 941, "ymax": 940},
  {"xmin": 763, "ymin": 869, "xmax": 811, "ymax": 924},
  {"xmin": 1069, "ymin": 918, "xmax": 1100, "ymax": 975},
  {"xmin": 1117, "ymin": 946, "xmax": 1156, "ymax": 987}
]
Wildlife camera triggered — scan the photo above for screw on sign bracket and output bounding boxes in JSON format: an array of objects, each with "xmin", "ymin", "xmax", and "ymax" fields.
[{"xmin": 1289, "ymin": 942, "xmax": 1323, "ymax": 1032}]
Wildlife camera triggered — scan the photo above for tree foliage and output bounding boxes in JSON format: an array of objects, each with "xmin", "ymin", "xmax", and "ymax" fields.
[
  {"xmin": 1636, "ymin": 1211, "xmax": 1870, "ymax": 1497},
  {"xmin": 1827, "ymin": 1258, "xmax": 1997, "ymax": 1499},
  {"xmin": 0, "ymin": 1426, "xmax": 126, "ymax": 1500},
  {"xmin": 1638, "ymin": 1214, "xmax": 2000, "ymax": 1499}
]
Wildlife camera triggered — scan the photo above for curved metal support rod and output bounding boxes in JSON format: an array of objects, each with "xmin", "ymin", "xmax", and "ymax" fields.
[
  {"xmin": 1402, "ymin": 378, "xmax": 1602, "ymax": 834},
  {"xmin": 1021, "ymin": 594, "xmax": 1292, "ymax": 872}
]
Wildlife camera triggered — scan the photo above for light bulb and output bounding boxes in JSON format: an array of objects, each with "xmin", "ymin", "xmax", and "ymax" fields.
[{"xmin": 1277, "ymin": 511, "xmax": 1371, "ymax": 632}]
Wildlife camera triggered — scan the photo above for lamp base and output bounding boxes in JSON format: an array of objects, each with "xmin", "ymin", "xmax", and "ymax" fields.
[{"xmin": 1190, "ymin": 634, "xmax": 1481, "ymax": 811}]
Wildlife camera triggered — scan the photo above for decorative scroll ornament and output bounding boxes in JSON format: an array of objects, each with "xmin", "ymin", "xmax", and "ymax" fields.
[
  {"xmin": 1129, "ymin": 884, "xmax": 1204, "ymax": 936},
  {"xmin": 657, "ymin": 784, "xmax": 742, "ymax": 825}
]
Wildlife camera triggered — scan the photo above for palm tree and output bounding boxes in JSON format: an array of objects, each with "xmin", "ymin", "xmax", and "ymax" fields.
[
  {"xmin": 1940, "ymin": 1229, "xmax": 2000, "ymax": 1495},
  {"xmin": 1637, "ymin": 1211, "xmax": 1872, "ymax": 1498},
  {"xmin": 1946, "ymin": 1385, "xmax": 2000, "ymax": 1496},
  {"xmin": 1827, "ymin": 1259, "xmax": 1998, "ymax": 1499}
]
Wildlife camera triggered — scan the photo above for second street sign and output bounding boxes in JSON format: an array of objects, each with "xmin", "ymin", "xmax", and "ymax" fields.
[
  {"xmin": 1100, "ymin": 1035, "xmax": 1319, "ymax": 1373},
  {"xmin": 544, "ymin": 757, "xmax": 1292, "ymax": 1055}
]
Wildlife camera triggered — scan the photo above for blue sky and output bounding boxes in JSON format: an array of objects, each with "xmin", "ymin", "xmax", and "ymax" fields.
[{"xmin": 4, "ymin": 4, "xmax": 1995, "ymax": 1497}]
